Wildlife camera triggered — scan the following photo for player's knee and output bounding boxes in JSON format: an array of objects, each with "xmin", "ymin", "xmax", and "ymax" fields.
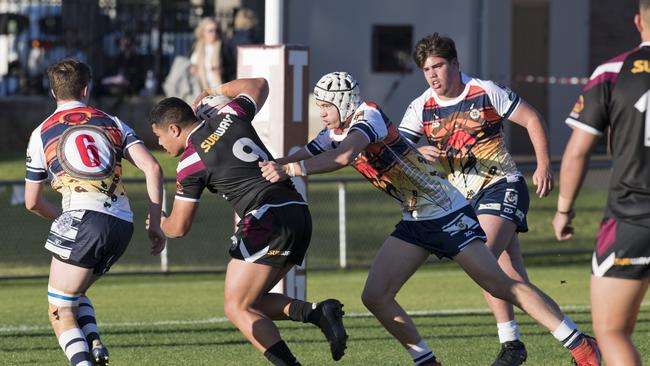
[
  {"xmin": 361, "ymin": 286, "xmax": 391, "ymax": 310},
  {"xmin": 47, "ymin": 287, "xmax": 80, "ymax": 331},
  {"xmin": 483, "ymin": 279, "xmax": 516, "ymax": 302},
  {"xmin": 223, "ymin": 298, "xmax": 247, "ymax": 322}
]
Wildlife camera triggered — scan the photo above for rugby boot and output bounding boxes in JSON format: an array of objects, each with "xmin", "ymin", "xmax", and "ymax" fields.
[
  {"xmin": 491, "ymin": 340, "xmax": 527, "ymax": 366},
  {"xmin": 313, "ymin": 299, "xmax": 348, "ymax": 361},
  {"xmin": 570, "ymin": 335, "xmax": 602, "ymax": 366},
  {"xmin": 91, "ymin": 340, "xmax": 109, "ymax": 366}
]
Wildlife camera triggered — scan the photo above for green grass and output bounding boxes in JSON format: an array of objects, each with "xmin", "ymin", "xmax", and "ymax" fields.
[
  {"xmin": 0, "ymin": 151, "xmax": 607, "ymax": 276},
  {"xmin": 1, "ymin": 266, "xmax": 648, "ymax": 365}
]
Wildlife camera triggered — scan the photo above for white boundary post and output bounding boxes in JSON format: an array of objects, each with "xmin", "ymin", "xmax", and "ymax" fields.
[
  {"xmin": 160, "ymin": 185, "xmax": 168, "ymax": 272},
  {"xmin": 338, "ymin": 181, "xmax": 347, "ymax": 269}
]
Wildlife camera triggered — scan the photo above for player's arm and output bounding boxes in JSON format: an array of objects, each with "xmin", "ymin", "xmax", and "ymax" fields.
[
  {"xmin": 260, "ymin": 131, "xmax": 369, "ymax": 182},
  {"xmin": 275, "ymin": 147, "xmax": 313, "ymax": 165},
  {"xmin": 508, "ymin": 100, "xmax": 553, "ymax": 197},
  {"xmin": 24, "ymin": 181, "xmax": 61, "ymax": 220},
  {"xmin": 552, "ymin": 128, "xmax": 600, "ymax": 241},
  {"xmin": 192, "ymin": 78, "xmax": 269, "ymax": 112},
  {"xmin": 161, "ymin": 199, "xmax": 199, "ymax": 238},
  {"xmin": 124, "ymin": 142, "xmax": 166, "ymax": 254}
]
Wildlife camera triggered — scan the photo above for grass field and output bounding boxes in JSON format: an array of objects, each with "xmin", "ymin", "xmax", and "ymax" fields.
[
  {"xmin": 1, "ymin": 152, "xmax": 644, "ymax": 365},
  {"xmin": 1, "ymin": 265, "xmax": 648, "ymax": 365},
  {"xmin": 1, "ymin": 151, "xmax": 607, "ymax": 276}
]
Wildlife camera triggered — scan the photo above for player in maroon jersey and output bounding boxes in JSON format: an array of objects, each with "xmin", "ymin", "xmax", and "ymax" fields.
[
  {"xmin": 149, "ymin": 78, "xmax": 347, "ymax": 365},
  {"xmin": 554, "ymin": 1, "xmax": 650, "ymax": 364}
]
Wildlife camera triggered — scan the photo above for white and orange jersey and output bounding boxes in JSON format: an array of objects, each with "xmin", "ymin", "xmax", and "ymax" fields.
[
  {"xmin": 26, "ymin": 101, "xmax": 142, "ymax": 222},
  {"xmin": 400, "ymin": 74, "xmax": 522, "ymax": 199},
  {"xmin": 307, "ymin": 101, "xmax": 468, "ymax": 221}
]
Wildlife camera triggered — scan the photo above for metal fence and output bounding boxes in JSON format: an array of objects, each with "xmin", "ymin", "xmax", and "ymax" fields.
[
  {"xmin": 0, "ymin": 161, "xmax": 612, "ymax": 278},
  {"xmin": 0, "ymin": 0, "xmax": 216, "ymax": 96}
]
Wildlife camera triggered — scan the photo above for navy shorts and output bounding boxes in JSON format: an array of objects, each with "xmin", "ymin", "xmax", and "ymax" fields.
[
  {"xmin": 45, "ymin": 210, "xmax": 134, "ymax": 275},
  {"xmin": 592, "ymin": 217, "xmax": 650, "ymax": 279},
  {"xmin": 470, "ymin": 176, "xmax": 529, "ymax": 232},
  {"xmin": 391, "ymin": 205, "xmax": 487, "ymax": 259},
  {"xmin": 230, "ymin": 202, "xmax": 312, "ymax": 268}
]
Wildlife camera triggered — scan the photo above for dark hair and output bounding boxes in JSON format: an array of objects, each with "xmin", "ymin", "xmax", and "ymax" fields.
[
  {"xmin": 412, "ymin": 33, "xmax": 458, "ymax": 68},
  {"xmin": 149, "ymin": 97, "xmax": 198, "ymax": 128},
  {"xmin": 47, "ymin": 58, "xmax": 92, "ymax": 101}
]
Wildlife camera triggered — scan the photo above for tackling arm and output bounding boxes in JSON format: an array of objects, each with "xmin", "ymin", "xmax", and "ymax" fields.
[
  {"xmin": 260, "ymin": 131, "xmax": 369, "ymax": 182},
  {"xmin": 508, "ymin": 100, "xmax": 553, "ymax": 197}
]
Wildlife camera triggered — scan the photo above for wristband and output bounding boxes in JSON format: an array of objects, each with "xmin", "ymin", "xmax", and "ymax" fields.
[
  {"xmin": 286, "ymin": 163, "xmax": 296, "ymax": 177},
  {"xmin": 298, "ymin": 160, "xmax": 308, "ymax": 176}
]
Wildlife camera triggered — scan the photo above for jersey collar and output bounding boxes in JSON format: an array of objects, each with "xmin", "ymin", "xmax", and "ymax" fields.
[
  {"xmin": 640, "ymin": 41, "xmax": 650, "ymax": 48},
  {"xmin": 54, "ymin": 101, "xmax": 86, "ymax": 112},
  {"xmin": 430, "ymin": 73, "xmax": 473, "ymax": 107},
  {"xmin": 185, "ymin": 121, "xmax": 205, "ymax": 148}
]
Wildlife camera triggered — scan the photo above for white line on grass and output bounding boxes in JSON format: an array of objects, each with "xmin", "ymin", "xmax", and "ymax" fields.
[{"xmin": 2, "ymin": 303, "xmax": 647, "ymax": 334}]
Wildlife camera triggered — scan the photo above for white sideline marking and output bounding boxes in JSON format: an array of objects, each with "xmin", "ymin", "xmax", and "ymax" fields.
[{"xmin": 2, "ymin": 303, "xmax": 647, "ymax": 334}]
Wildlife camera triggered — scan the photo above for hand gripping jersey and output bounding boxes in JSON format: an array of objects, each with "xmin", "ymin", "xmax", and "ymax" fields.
[
  {"xmin": 25, "ymin": 101, "xmax": 141, "ymax": 222},
  {"xmin": 400, "ymin": 74, "xmax": 522, "ymax": 199},
  {"xmin": 566, "ymin": 42, "xmax": 650, "ymax": 228},
  {"xmin": 175, "ymin": 94, "xmax": 304, "ymax": 217},
  {"xmin": 306, "ymin": 101, "xmax": 468, "ymax": 220}
]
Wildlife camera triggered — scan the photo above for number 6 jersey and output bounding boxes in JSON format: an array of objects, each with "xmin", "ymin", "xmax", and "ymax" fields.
[
  {"xmin": 566, "ymin": 42, "xmax": 650, "ymax": 228},
  {"xmin": 25, "ymin": 101, "xmax": 142, "ymax": 222}
]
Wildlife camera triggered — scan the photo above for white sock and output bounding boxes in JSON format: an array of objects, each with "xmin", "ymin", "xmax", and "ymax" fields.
[
  {"xmin": 497, "ymin": 320, "xmax": 521, "ymax": 343},
  {"xmin": 551, "ymin": 316, "xmax": 582, "ymax": 348},
  {"xmin": 58, "ymin": 328, "xmax": 93, "ymax": 366},
  {"xmin": 77, "ymin": 296, "xmax": 100, "ymax": 346},
  {"xmin": 407, "ymin": 340, "xmax": 437, "ymax": 365}
]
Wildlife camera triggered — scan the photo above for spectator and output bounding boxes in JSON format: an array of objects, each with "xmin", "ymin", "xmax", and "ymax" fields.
[
  {"xmin": 223, "ymin": 8, "xmax": 262, "ymax": 82},
  {"xmin": 100, "ymin": 33, "xmax": 147, "ymax": 111},
  {"xmin": 190, "ymin": 17, "xmax": 225, "ymax": 90}
]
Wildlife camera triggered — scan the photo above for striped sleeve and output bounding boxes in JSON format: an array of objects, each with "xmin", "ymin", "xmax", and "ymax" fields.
[
  {"xmin": 114, "ymin": 117, "xmax": 143, "ymax": 150},
  {"xmin": 481, "ymin": 80, "xmax": 521, "ymax": 119},
  {"xmin": 399, "ymin": 100, "xmax": 424, "ymax": 144},
  {"xmin": 25, "ymin": 128, "xmax": 48, "ymax": 182},
  {"xmin": 175, "ymin": 149, "xmax": 207, "ymax": 202},
  {"xmin": 348, "ymin": 107, "xmax": 387, "ymax": 144},
  {"xmin": 565, "ymin": 61, "xmax": 622, "ymax": 136},
  {"xmin": 305, "ymin": 128, "xmax": 333, "ymax": 156}
]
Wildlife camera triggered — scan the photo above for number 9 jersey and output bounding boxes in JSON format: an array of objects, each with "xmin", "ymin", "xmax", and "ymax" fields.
[
  {"xmin": 566, "ymin": 42, "xmax": 650, "ymax": 228},
  {"xmin": 174, "ymin": 94, "xmax": 304, "ymax": 218},
  {"xmin": 26, "ymin": 101, "xmax": 142, "ymax": 222}
]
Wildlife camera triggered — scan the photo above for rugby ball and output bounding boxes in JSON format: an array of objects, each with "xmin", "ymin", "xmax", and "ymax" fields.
[{"xmin": 196, "ymin": 94, "xmax": 232, "ymax": 120}]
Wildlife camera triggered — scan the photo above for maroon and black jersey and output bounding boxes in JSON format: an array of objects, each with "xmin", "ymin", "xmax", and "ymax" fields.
[
  {"xmin": 566, "ymin": 42, "xmax": 650, "ymax": 228},
  {"xmin": 175, "ymin": 94, "xmax": 304, "ymax": 217}
]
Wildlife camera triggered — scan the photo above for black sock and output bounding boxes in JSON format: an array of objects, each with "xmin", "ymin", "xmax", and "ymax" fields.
[
  {"xmin": 288, "ymin": 299, "xmax": 315, "ymax": 324},
  {"xmin": 263, "ymin": 340, "xmax": 301, "ymax": 366}
]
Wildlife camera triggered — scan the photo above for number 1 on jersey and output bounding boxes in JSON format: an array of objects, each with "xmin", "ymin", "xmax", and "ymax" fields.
[{"xmin": 634, "ymin": 90, "xmax": 650, "ymax": 147}]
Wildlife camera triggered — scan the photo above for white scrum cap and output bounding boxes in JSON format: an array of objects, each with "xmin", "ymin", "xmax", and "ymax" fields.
[{"xmin": 313, "ymin": 72, "xmax": 361, "ymax": 124}]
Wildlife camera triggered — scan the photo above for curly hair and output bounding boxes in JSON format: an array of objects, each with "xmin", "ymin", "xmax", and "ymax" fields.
[{"xmin": 412, "ymin": 33, "xmax": 457, "ymax": 69}]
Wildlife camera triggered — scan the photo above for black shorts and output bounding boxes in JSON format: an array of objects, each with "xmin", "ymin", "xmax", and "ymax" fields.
[
  {"xmin": 470, "ymin": 176, "xmax": 529, "ymax": 232},
  {"xmin": 592, "ymin": 217, "xmax": 650, "ymax": 279},
  {"xmin": 391, "ymin": 205, "xmax": 487, "ymax": 259},
  {"xmin": 45, "ymin": 210, "xmax": 134, "ymax": 275},
  {"xmin": 230, "ymin": 202, "xmax": 312, "ymax": 267}
]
